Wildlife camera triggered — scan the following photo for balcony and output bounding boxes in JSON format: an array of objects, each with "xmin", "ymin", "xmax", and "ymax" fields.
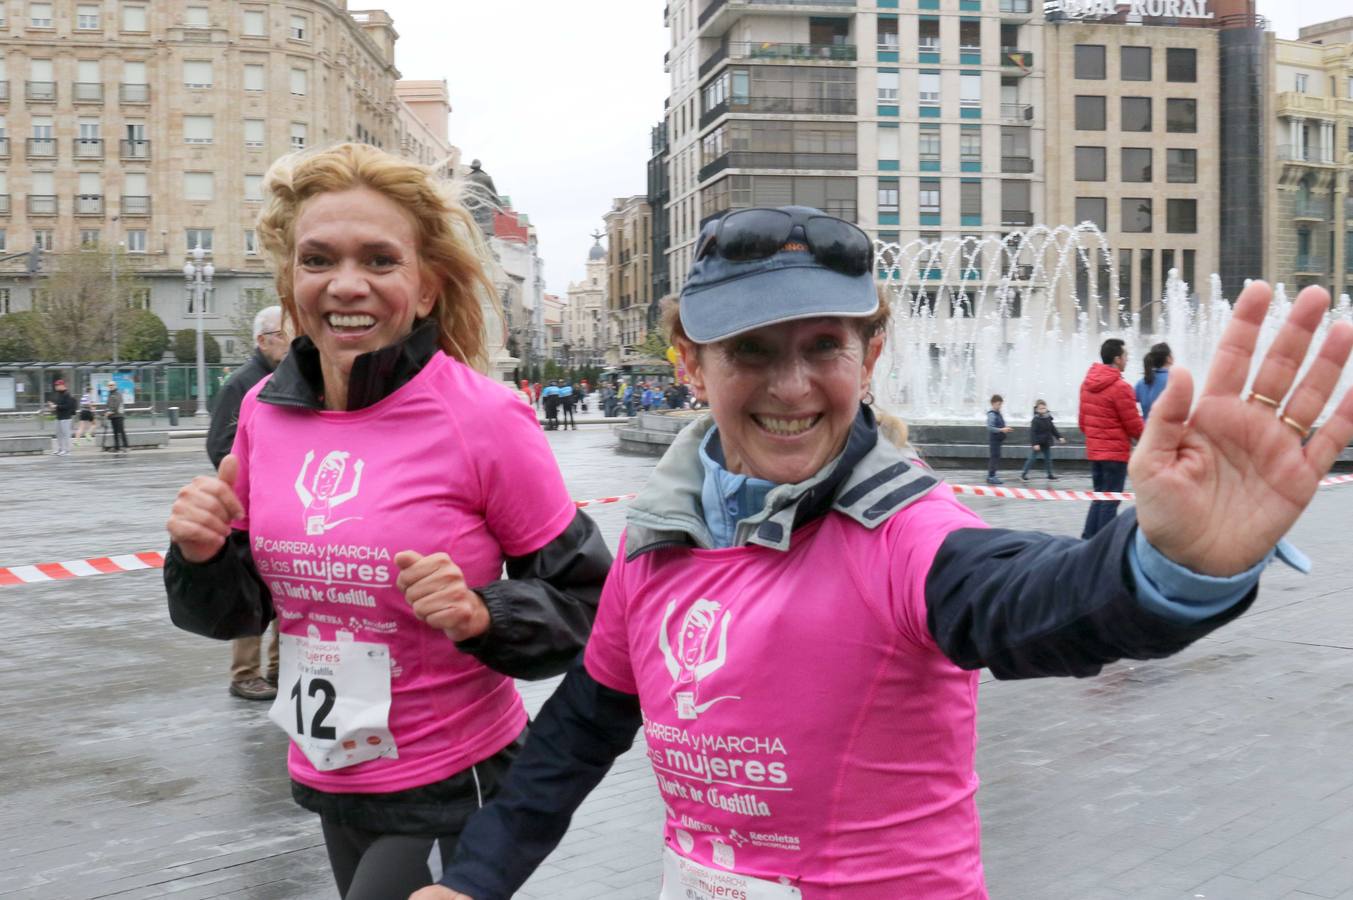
[
  {"xmin": 699, "ymin": 0, "xmax": 856, "ymax": 36},
  {"xmin": 1001, "ymin": 155, "xmax": 1034, "ymax": 173},
  {"xmin": 119, "ymin": 82, "xmax": 150, "ymax": 103},
  {"xmin": 74, "ymin": 138, "xmax": 104, "ymax": 159},
  {"xmin": 121, "ymin": 195, "xmax": 152, "ymax": 216},
  {"xmin": 1278, "ymin": 143, "xmax": 1336, "ymax": 165},
  {"xmin": 1292, "ymin": 197, "xmax": 1331, "ymax": 220},
  {"xmin": 699, "ymin": 45, "xmax": 728, "ymax": 78},
  {"xmin": 25, "ymin": 81, "xmax": 56, "ymax": 102},
  {"xmin": 1001, "ymin": 210, "xmax": 1034, "ymax": 227},
  {"xmin": 26, "ymin": 137, "xmax": 57, "ymax": 158},
  {"xmin": 73, "ymin": 82, "xmax": 104, "ymax": 103},
  {"xmin": 28, "ymin": 195, "xmax": 58, "ymax": 216},
  {"xmin": 0, "ymin": 195, "xmax": 9, "ymax": 215},
  {"xmin": 727, "ymin": 41, "xmax": 857, "ymax": 63},
  {"xmin": 1293, "ymin": 254, "xmax": 1327, "ymax": 274},
  {"xmin": 700, "ymin": 150, "xmax": 856, "ymax": 181},
  {"xmin": 1001, "ymin": 103, "xmax": 1034, "ymax": 122},
  {"xmin": 75, "ymin": 194, "xmax": 103, "ymax": 215},
  {"xmin": 1000, "ymin": 48, "xmax": 1034, "ymax": 73},
  {"xmin": 700, "ymin": 94, "xmax": 857, "ymax": 128},
  {"xmin": 120, "ymin": 139, "xmax": 150, "ymax": 159},
  {"xmin": 1275, "ymin": 92, "xmax": 1353, "ymax": 120}
]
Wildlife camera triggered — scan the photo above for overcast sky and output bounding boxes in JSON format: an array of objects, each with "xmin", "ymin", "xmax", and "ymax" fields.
[{"xmin": 375, "ymin": 0, "xmax": 1349, "ymax": 296}]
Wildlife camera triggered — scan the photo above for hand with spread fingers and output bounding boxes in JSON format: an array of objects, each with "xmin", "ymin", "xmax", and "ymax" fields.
[{"xmin": 1131, "ymin": 281, "xmax": 1353, "ymax": 577}]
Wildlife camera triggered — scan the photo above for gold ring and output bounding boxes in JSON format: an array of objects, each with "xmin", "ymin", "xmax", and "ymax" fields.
[
  {"xmin": 1280, "ymin": 415, "xmax": 1311, "ymax": 439},
  {"xmin": 1248, "ymin": 391, "xmax": 1281, "ymax": 409}
]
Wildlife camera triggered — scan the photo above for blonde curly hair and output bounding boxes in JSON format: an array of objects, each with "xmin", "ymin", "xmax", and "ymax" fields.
[{"xmin": 256, "ymin": 143, "xmax": 499, "ymax": 372}]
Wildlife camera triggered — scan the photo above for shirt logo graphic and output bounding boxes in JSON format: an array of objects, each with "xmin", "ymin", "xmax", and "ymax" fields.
[
  {"xmin": 659, "ymin": 598, "xmax": 740, "ymax": 720},
  {"xmin": 295, "ymin": 449, "xmax": 366, "ymax": 535}
]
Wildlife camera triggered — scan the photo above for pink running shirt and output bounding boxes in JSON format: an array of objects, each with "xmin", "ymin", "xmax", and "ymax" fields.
[
  {"xmin": 585, "ymin": 487, "xmax": 991, "ymax": 898},
  {"xmin": 232, "ymin": 351, "xmax": 576, "ymax": 793}
]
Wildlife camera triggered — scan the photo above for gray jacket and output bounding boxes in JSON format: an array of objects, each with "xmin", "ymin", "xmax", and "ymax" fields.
[{"xmin": 105, "ymin": 389, "xmax": 124, "ymax": 417}]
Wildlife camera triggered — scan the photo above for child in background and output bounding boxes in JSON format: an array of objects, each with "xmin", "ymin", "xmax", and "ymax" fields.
[
  {"xmin": 1021, "ymin": 399, "xmax": 1067, "ymax": 481},
  {"xmin": 986, "ymin": 394, "xmax": 1013, "ymax": 485}
]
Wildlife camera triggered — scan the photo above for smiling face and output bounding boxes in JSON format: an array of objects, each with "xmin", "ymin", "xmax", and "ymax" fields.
[
  {"xmin": 681, "ymin": 317, "xmax": 883, "ymax": 484},
  {"xmin": 291, "ymin": 187, "xmax": 437, "ymax": 405}
]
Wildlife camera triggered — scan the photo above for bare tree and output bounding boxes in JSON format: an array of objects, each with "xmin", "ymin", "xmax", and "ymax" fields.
[{"xmin": 33, "ymin": 247, "xmax": 148, "ymax": 360}]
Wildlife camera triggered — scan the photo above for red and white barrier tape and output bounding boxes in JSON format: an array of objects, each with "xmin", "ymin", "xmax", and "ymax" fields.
[{"xmin": 5, "ymin": 477, "xmax": 1353, "ymax": 586}]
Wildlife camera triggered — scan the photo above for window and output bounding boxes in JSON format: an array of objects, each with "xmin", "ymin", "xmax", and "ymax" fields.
[
  {"xmin": 1166, "ymin": 48, "xmax": 1196, "ymax": 83},
  {"xmin": 919, "ymin": 179, "xmax": 941, "ymax": 214},
  {"xmin": 127, "ymin": 287, "xmax": 150, "ymax": 310},
  {"xmin": 1167, "ymin": 199, "xmax": 1197, "ymax": 233},
  {"xmin": 1166, "ymin": 98, "xmax": 1197, "ymax": 133},
  {"xmin": 123, "ymin": 60, "xmax": 146, "ymax": 85},
  {"xmin": 1075, "ymin": 146, "xmax": 1106, "ymax": 181},
  {"xmin": 1075, "ymin": 45, "xmax": 1105, "ymax": 79},
  {"xmin": 879, "ymin": 125, "xmax": 899, "ymax": 161},
  {"xmin": 77, "ymin": 3, "xmax": 99, "ymax": 29},
  {"xmin": 878, "ymin": 17, "xmax": 898, "ymax": 48},
  {"xmin": 1121, "ymin": 147, "xmax": 1152, "ymax": 182},
  {"xmin": 878, "ymin": 70, "xmax": 898, "ymax": 103},
  {"xmin": 122, "ymin": 4, "xmax": 147, "ymax": 31},
  {"xmin": 960, "ymin": 181, "xmax": 981, "ymax": 219},
  {"xmin": 243, "ymin": 9, "xmax": 266, "ymax": 35},
  {"xmin": 78, "ymin": 171, "xmax": 101, "ymax": 199},
  {"xmin": 184, "ymin": 5, "xmax": 208, "ymax": 26},
  {"xmin": 33, "ymin": 228, "xmax": 53, "ymax": 250},
  {"xmin": 1075, "ymin": 197, "xmax": 1106, "ymax": 230},
  {"xmin": 80, "ymin": 229, "xmax": 101, "ymax": 248},
  {"xmin": 1121, "ymin": 46, "xmax": 1151, "ymax": 81},
  {"xmin": 185, "ymin": 228, "xmax": 213, "ymax": 251},
  {"xmin": 0, "ymin": 289, "xmax": 9, "ymax": 313},
  {"xmin": 1121, "ymin": 96, "xmax": 1152, "ymax": 132},
  {"xmin": 919, "ymin": 72, "xmax": 940, "ymax": 106},
  {"xmin": 1295, "ymin": 73, "xmax": 1308, "ymax": 93},
  {"xmin": 1122, "ymin": 197, "xmax": 1152, "ymax": 233},
  {"xmin": 878, "ymin": 178, "xmax": 899, "ymax": 213},
  {"xmin": 959, "ymin": 73, "xmax": 982, "ymax": 108},
  {"xmin": 184, "ymin": 172, "xmax": 214, "ymax": 201},
  {"xmin": 183, "ymin": 115, "xmax": 214, "ymax": 144},
  {"xmin": 959, "ymin": 19, "xmax": 981, "ymax": 50},
  {"xmin": 183, "ymin": 60, "xmax": 213, "ymax": 88},
  {"xmin": 1075, "ymin": 95, "xmax": 1105, "ymax": 131},
  {"xmin": 31, "ymin": 115, "xmax": 52, "ymax": 138},
  {"xmin": 290, "ymin": 122, "xmax": 307, "ymax": 150},
  {"xmin": 244, "ymin": 63, "xmax": 266, "ymax": 92},
  {"xmin": 125, "ymin": 229, "xmax": 146, "ymax": 252},
  {"xmin": 919, "ymin": 18, "xmax": 939, "ymax": 51},
  {"xmin": 289, "ymin": 13, "xmax": 307, "ymax": 40},
  {"xmin": 1166, "ymin": 148, "xmax": 1196, "ymax": 183},
  {"xmin": 244, "ymin": 229, "xmax": 259, "ymax": 255},
  {"xmin": 244, "ymin": 174, "xmax": 263, "ymax": 201},
  {"xmin": 0, "ymin": 233, "xmax": 5, "ymax": 255},
  {"xmin": 1001, "ymin": 125, "xmax": 1029, "ymax": 159},
  {"xmin": 29, "ymin": 2, "xmax": 52, "ymax": 27},
  {"xmin": 960, "ymin": 129, "xmax": 981, "ymax": 163},
  {"xmin": 290, "ymin": 67, "xmax": 308, "ymax": 96},
  {"xmin": 918, "ymin": 126, "xmax": 940, "ymax": 161},
  {"xmin": 244, "ymin": 118, "xmax": 265, "ymax": 147}
]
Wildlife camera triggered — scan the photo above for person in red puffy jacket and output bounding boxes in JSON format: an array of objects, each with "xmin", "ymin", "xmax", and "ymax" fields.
[{"xmin": 1079, "ymin": 338, "xmax": 1145, "ymax": 538}]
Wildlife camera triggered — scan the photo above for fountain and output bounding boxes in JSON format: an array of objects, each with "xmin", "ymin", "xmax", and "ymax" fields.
[{"xmin": 873, "ymin": 225, "xmax": 1353, "ymax": 426}]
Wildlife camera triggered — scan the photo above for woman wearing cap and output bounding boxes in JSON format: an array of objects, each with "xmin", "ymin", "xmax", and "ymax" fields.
[
  {"xmin": 162, "ymin": 144, "xmax": 611, "ymax": 899},
  {"xmin": 417, "ymin": 206, "xmax": 1353, "ymax": 900}
]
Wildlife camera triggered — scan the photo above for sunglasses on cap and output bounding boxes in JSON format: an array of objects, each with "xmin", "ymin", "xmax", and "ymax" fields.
[{"xmin": 695, "ymin": 208, "xmax": 874, "ymax": 277}]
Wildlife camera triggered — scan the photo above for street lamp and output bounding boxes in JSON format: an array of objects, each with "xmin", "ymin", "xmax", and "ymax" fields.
[{"xmin": 183, "ymin": 244, "xmax": 214, "ymax": 422}]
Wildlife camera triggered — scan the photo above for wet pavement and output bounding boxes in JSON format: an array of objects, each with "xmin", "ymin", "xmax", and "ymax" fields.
[{"xmin": 1, "ymin": 431, "xmax": 1351, "ymax": 899}]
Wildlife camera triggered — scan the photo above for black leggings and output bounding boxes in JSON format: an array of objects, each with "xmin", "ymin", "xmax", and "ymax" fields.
[{"xmin": 321, "ymin": 820, "xmax": 459, "ymax": 900}]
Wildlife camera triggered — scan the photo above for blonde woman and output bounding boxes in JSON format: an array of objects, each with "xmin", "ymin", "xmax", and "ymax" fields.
[{"xmin": 164, "ymin": 144, "xmax": 611, "ymax": 899}]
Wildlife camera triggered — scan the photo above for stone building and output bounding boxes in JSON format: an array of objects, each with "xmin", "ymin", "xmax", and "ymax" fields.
[
  {"xmin": 604, "ymin": 195, "xmax": 652, "ymax": 362},
  {"xmin": 0, "ymin": 1, "xmax": 452, "ymax": 360},
  {"xmin": 563, "ymin": 234, "xmax": 608, "ymax": 368}
]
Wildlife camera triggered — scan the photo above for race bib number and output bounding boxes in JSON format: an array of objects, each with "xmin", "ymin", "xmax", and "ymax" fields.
[
  {"xmin": 661, "ymin": 847, "xmax": 801, "ymax": 900},
  {"xmin": 268, "ymin": 632, "xmax": 397, "ymax": 772}
]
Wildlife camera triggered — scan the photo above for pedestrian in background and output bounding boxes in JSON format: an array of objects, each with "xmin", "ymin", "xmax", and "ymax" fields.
[
  {"xmin": 1021, "ymin": 399, "xmax": 1066, "ymax": 481},
  {"xmin": 1079, "ymin": 338, "xmax": 1144, "ymax": 538},
  {"xmin": 558, "ymin": 381, "xmax": 577, "ymax": 430},
  {"xmin": 541, "ymin": 380, "xmax": 560, "ymax": 430},
  {"xmin": 48, "ymin": 378, "xmax": 76, "ymax": 456},
  {"xmin": 104, "ymin": 381, "xmax": 129, "ymax": 453},
  {"xmin": 1136, "ymin": 342, "xmax": 1173, "ymax": 421},
  {"xmin": 205, "ymin": 305, "xmax": 289, "ymax": 702},
  {"xmin": 621, "ymin": 383, "xmax": 635, "ymax": 416},
  {"xmin": 75, "ymin": 396, "xmax": 97, "ymax": 445},
  {"xmin": 985, "ymin": 393, "xmax": 1013, "ymax": 485}
]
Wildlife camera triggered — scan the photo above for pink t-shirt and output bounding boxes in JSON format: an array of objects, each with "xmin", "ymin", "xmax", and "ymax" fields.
[
  {"xmin": 585, "ymin": 487, "xmax": 991, "ymax": 898},
  {"xmin": 232, "ymin": 351, "xmax": 576, "ymax": 793}
]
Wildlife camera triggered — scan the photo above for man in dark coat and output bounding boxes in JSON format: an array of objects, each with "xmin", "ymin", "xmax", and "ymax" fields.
[
  {"xmin": 1078, "ymin": 338, "xmax": 1145, "ymax": 539},
  {"xmin": 48, "ymin": 378, "xmax": 77, "ymax": 455},
  {"xmin": 206, "ymin": 305, "xmax": 288, "ymax": 700}
]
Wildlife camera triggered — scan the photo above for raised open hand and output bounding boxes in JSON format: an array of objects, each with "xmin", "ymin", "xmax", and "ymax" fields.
[{"xmin": 1131, "ymin": 282, "xmax": 1353, "ymax": 576}]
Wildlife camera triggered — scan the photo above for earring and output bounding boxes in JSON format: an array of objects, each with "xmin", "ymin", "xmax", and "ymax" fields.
[{"xmin": 862, "ymin": 391, "xmax": 874, "ymax": 406}]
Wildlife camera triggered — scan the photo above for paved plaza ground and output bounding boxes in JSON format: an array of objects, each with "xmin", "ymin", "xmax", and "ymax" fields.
[{"xmin": 1, "ymin": 428, "xmax": 1351, "ymax": 899}]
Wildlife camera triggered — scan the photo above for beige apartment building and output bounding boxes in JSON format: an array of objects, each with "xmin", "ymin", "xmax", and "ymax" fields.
[
  {"xmin": 563, "ymin": 236, "xmax": 607, "ymax": 367},
  {"xmin": 1044, "ymin": 18, "xmax": 1219, "ymax": 326},
  {"xmin": 1265, "ymin": 18, "xmax": 1353, "ymax": 298},
  {"xmin": 0, "ymin": 0, "xmax": 451, "ymax": 359},
  {"xmin": 604, "ymin": 194, "xmax": 653, "ymax": 362}
]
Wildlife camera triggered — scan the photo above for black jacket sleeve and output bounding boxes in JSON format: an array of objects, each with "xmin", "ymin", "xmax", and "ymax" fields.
[
  {"xmin": 925, "ymin": 509, "xmax": 1256, "ymax": 679},
  {"xmin": 204, "ymin": 378, "xmax": 248, "ymax": 468},
  {"xmin": 439, "ymin": 656, "xmax": 642, "ymax": 900},
  {"xmin": 456, "ymin": 510, "xmax": 612, "ymax": 680},
  {"xmin": 164, "ymin": 531, "xmax": 274, "ymax": 640}
]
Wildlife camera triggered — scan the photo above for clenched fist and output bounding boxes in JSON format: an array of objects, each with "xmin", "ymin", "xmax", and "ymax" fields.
[
  {"xmin": 166, "ymin": 454, "xmax": 245, "ymax": 563},
  {"xmin": 394, "ymin": 551, "xmax": 491, "ymax": 642}
]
